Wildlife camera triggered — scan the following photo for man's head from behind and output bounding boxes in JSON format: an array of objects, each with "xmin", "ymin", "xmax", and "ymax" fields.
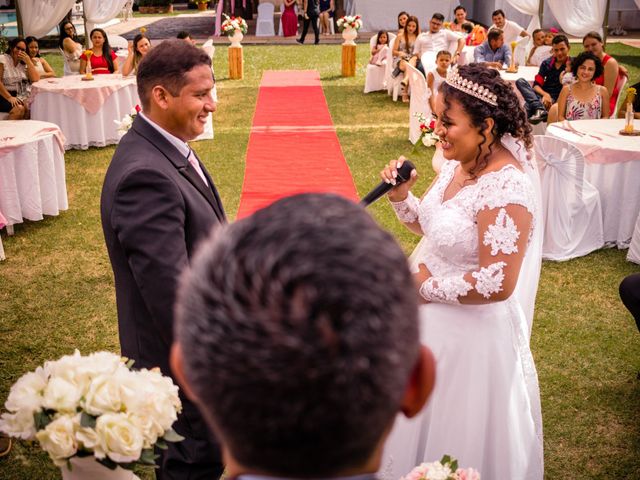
[
  {"xmin": 488, "ymin": 28, "xmax": 504, "ymax": 50},
  {"xmin": 136, "ymin": 39, "xmax": 215, "ymax": 141},
  {"xmin": 172, "ymin": 193, "xmax": 435, "ymax": 477}
]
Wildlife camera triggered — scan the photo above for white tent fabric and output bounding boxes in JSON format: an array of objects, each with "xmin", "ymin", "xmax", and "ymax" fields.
[
  {"xmin": 17, "ymin": 0, "xmax": 76, "ymax": 38},
  {"xmin": 83, "ymin": 0, "xmax": 129, "ymax": 34},
  {"xmin": 355, "ymin": 0, "xmax": 457, "ymax": 32},
  {"xmin": 546, "ymin": 0, "xmax": 607, "ymax": 36},
  {"xmin": 506, "ymin": 0, "xmax": 541, "ymax": 31}
]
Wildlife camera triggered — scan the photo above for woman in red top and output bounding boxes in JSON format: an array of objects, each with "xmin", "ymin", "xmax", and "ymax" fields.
[
  {"xmin": 80, "ymin": 28, "xmax": 118, "ymax": 75},
  {"xmin": 582, "ymin": 31, "xmax": 626, "ymax": 115}
]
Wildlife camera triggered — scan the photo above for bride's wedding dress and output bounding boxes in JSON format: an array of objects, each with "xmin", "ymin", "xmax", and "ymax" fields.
[{"xmin": 380, "ymin": 137, "xmax": 544, "ymax": 480}]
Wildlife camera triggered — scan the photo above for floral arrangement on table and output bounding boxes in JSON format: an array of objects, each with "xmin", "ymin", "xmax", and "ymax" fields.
[
  {"xmin": 623, "ymin": 86, "xmax": 637, "ymax": 133},
  {"xmin": 0, "ymin": 350, "xmax": 183, "ymax": 472},
  {"xmin": 414, "ymin": 112, "xmax": 439, "ymax": 148},
  {"xmin": 401, "ymin": 455, "xmax": 481, "ymax": 480},
  {"xmin": 221, "ymin": 14, "xmax": 248, "ymax": 36},
  {"xmin": 115, "ymin": 105, "xmax": 141, "ymax": 136},
  {"xmin": 336, "ymin": 15, "xmax": 363, "ymax": 32}
]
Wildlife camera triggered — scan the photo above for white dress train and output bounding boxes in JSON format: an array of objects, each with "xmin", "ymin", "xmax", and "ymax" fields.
[{"xmin": 380, "ymin": 136, "xmax": 544, "ymax": 480}]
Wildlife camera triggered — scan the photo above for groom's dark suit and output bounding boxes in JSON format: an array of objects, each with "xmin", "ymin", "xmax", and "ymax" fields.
[{"xmin": 100, "ymin": 114, "xmax": 225, "ymax": 479}]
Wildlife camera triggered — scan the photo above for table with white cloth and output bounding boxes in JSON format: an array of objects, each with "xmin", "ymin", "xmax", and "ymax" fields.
[
  {"xmin": 546, "ymin": 119, "xmax": 640, "ymax": 248},
  {"xmin": 499, "ymin": 66, "xmax": 538, "ymax": 85},
  {"xmin": 30, "ymin": 75, "xmax": 139, "ymax": 150},
  {"xmin": 0, "ymin": 120, "xmax": 68, "ymax": 231}
]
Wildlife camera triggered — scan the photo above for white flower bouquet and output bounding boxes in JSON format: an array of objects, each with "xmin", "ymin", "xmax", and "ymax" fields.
[
  {"xmin": 0, "ymin": 350, "xmax": 183, "ymax": 473},
  {"xmin": 336, "ymin": 15, "xmax": 363, "ymax": 31},
  {"xmin": 414, "ymin": 112, "xmax": 440, "ymax": 148},
  {"xmin": 402, "ymin": 456, "xmax": 480, "ymax": 480},
  {"xmin": 221, "ymin": 14, "xmax": 248, "ymax": 36},
  {"xmin": 114, "ymin": 104, "xmax": 140, "ymax": 137}
]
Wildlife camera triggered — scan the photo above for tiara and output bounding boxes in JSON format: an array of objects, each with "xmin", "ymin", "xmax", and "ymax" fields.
[{"xmin": 445, "ymin": 66, "xmax": 498, "ymax": 106}]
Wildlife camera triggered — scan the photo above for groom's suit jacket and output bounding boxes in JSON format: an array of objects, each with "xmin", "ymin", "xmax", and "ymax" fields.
[{"xmin": 101, "ymin": 114, "xmax": 226, "ymax": 376}]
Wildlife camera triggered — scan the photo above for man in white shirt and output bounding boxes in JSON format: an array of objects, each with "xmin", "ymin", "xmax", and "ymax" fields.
[
  {"xmin": 489, "ymin": 9, "xmax": 530, "ymax": 44},
  {"xmin": 526, "ymin": 28, "xmax": 552, "ymax": 66},
  {"xmin": 413, "ymin": 12, "xmax": 464, "ymax": 75}
]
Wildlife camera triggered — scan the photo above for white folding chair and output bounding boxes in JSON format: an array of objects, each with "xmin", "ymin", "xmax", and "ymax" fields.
[
  {"xmin": 611, "ymin": 74, "xmax": 628, "ymax": 118},
  {"xmin": 364, "ymin": 33, "xmax": 395, "ymax": 93},
  {"xmin": 256, "ymin": 3, "xmax": 275, "ymax": 37},
  {"xmin": 406, "ymin": 63, "xmax": 431, "ymax": 144},
  {"xmin": 317, "ymin": 16, "xmax": 335, "ymax": 35},
  {"xmin": 108, "ymin": 34, "xmax": 128, "ymax": 51},
  {"xmin": 534, "ymin": 135, "xmax": 604, "ymax": 261}
]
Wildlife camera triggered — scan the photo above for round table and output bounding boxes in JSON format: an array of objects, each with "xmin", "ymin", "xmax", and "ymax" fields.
[{"xmin": 30, "ymin": 74, "xmax": 139, "ymax": 150}]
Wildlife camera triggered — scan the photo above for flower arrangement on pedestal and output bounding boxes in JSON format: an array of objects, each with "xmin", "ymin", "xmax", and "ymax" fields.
[
  {"xmin": 0, "ymin": 350, "xmax": 183, "ymax": 477},
  {"xmin": 336, "ymin": 14, "xmax": 363, "ymax": 32},
  {"xmin": 506, "ymin": 41, "xmax": 518, "ymax": 72},
  {"xmin": 414, "ymin": 112, "xmax": 439, "ymax": 148},
  {"xmin": 83, "ymin": 50, "xmax": 94, "ymax": 80},
  {"xmin": 221, "ymin": 14, "xmax": 248, "ymax": 36},
  {"xmin": 401, "ymin": 455, "xmax": 480, "ymax": 480}
]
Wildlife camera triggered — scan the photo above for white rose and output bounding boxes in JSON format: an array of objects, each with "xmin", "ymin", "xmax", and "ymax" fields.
[
  {"xmin": 129, "ymin": 413, "xmax": 163, "ymax": 447},
  {"xmin": 42, "ymin": 377, "xmax": 83, "ymax": 412},
  {"xmin": 35, "ymin": 415, "xmax": 78, "ymax": 466},
  {"xmin": 422, "ymin": 134, "xmax": 437, "ymax": 147},
  {"xmin": 76, "ymin": 423, "xmax": 103, "ymax": 458},
  {"xmin": 83, "ymin": 372, "xmax": 125, "ymax": 416},
  {"xmin": 45, "ymin": 350, "xmax": 93, "ymax": 395},
  {"xmin": 5, "ymin": 366, "xmax": 48, "ymax": 413},
  {"xmin": 0, "ymin": 408, "xmax": 37, "ymax": 440},
  {"xmin": 95, "ymin": 413, "xmax": 144, "ymax": 463},
  {"xmin": 81, "ymin": 352, "xmax": 124, "ymax": 378},
  {"xmin": 122, "ymin": 369, "xmax": 180, "ymax": 433}
]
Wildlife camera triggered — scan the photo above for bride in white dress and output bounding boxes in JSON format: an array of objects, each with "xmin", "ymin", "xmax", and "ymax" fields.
[{"xmin": 379, "ymin": 65, "xmax": 544, "ymax": 480}]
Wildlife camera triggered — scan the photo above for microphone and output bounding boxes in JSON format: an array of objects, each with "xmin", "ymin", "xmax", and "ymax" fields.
[{"xmin": 360, "ymin": 160, "xmax": 416, "ymax": 207}]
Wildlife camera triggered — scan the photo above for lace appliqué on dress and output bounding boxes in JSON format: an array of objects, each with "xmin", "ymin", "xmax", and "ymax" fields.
[
  {"xmin": 420, "ymin": 275, "xmax": 473, "ymax": 304},
  {"xmin": 390, "ymin": 192, "xmax": 419, "ymax": 223},
  {"xmin": 483, "ymin": 208, "xmax": 520, "ymax": 256},
  {"xmin": 472, "ymin": 261, "xmax": 507, "ymax": 299}
]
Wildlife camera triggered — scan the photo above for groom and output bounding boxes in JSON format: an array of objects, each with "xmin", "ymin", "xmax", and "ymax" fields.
[
  {"xmin": 171, "ymin": 193, "xmax": 436, "ymax": 479},
  {"xmin": 100, "ymin": 39, "xmax": 225, "ymax": 479}
]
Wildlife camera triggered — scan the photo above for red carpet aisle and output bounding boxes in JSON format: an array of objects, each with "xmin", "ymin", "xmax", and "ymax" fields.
[{"xmin": 236, "ymin": 70, "xmax": 359, "ymax": 219}]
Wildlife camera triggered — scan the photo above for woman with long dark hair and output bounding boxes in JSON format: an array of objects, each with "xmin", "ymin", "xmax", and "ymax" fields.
[
  {"xmin": 80, "ymin": 28, "xmax": 118, "ymax": 75},
  {"xmin": 58, "ymin": 21, "xmax": 82, "ymax": 75},
  {"xmin": 583, "ymin": 31, "xmax": 626, "ymax": 114},
  {"xmin": 0, "ymin": 37, "xmax": 40, "ymax": 119},
  {"xmin": 379, "ymin": 64, "xmax": 544, "ymax": 479},
  {"xmin": 25, "ymin": 36, "xmax": 56, "ymax": 79}
]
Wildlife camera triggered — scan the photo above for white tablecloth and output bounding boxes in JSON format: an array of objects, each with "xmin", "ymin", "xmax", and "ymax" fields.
[
  {"xmin": 0, "ymin": 121, "xmax": 68, "ymax": 228},
  {"xmin": 500, "ymin": 65, "xmax": 538, "ymax": 84},
  {"xmin": 30, "ymin": 75, "xmax": 139, "ymax": 150},
  {"xmin": 546, "ymin": 119, "xmax": 640, "ymax": 248}
]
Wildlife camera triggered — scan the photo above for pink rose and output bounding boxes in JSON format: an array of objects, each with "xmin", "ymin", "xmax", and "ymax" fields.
[{"xmin": 456, "ymin": 467, "xmax": 481, "ymax": 480}]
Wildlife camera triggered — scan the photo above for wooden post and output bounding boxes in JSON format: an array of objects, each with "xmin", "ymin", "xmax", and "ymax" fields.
[
  {"xmin": 228, "ymin": 46, "xmax": 243, "ymax": 80},
  {"xmin": 341, "ymin": 45, "xmax": 356, "ymax": 77}
]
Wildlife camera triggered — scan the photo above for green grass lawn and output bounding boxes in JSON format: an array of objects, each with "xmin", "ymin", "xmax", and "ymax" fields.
[{"xmin": 0, "ymin": 44, "xmax": 639, "ymax": 479}]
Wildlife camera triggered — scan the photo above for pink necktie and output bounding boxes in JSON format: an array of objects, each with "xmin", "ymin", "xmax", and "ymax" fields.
[{"xmin": 187, "ymin": 149, "xmax": 209, "ymax": 186}]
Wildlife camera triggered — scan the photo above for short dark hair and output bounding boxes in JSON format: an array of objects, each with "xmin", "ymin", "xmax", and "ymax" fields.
[
  {"xmin": 487, "ymin": 28, "xmax": 503, "ymax": 42},
  {"xmin": 436, "ymin": 49, "xmax": 452, "ymax": 59},
  {"xmin": 6, "ymin": 37, "xmax": 26, "ymax": 55},
  {"xmin": 492, "ymin": 9, "xmax": 505, "ymax": 18},
  {"xmin": 532, "ymin": 28, "xmax": 544, "ymax": 37},
  {"xmin": 461, "ymin": 22, "xmax": 474, "ymax": 34},
  {"xmin": 175, "ymin": 193, "xmax": 421, "ymax": 477},
  {"xmin": 136, "ymin": 39, "xmax": 212, "ymax": 110},
  {"xmin": 571, "ymin": 51, "xmax": 603, "ymax": 80},
  {"xmin": 432, "ymin": 13, "xmax": 445, "ymax": 22},
  {"xmin": 454, "ymin": 5, "xmax": 466, "ymax": 13},
  {"xmin": 552, "ymin": 34, "xmax": 570, "ymax": 48},
  {"xmin": 176, "ymin": 30, "xmax": 192, "ymax": 39}
]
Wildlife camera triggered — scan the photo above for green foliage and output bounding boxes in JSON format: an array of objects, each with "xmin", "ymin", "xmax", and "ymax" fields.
[{"xmin": 1, "ymin": 43, "xmax": 639, "ymax": 480}]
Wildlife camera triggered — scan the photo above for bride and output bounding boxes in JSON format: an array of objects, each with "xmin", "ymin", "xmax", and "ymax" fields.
[{"xmin": 379, "ymin": 64, "xmax": 544, "ymax": 480}]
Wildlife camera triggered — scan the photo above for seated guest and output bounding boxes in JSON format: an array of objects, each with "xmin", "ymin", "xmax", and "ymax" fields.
[
  {"xmin": 396, "ymin": 11, "xmax": 409, "ymax": 36},
  {"xmin": 122, "ymin": 33, "xmax": 151, "ymax": 77},
  {"xmin": 557, "ymin": 52, "xmax": 609, "ymax": 121},
  {"xmin": 25, "ymin": 36, "xmax": 55, "ymax": 78},
  {"xmin": 583, "ymin": 31, "xmax": 627, "ymax": 115},
  {"xmin": 526, "ymin": 29, "xmax": 552, "ymax": 67},
  {"xmin": 391, "ymin": 15, "xmax": 419, "ymax": 102},
  {"xmin": 489, "ymin": 9, "xmax": 529, "ymax": 43},
  {"xmin": 516, "ymin": 34, "xmax": 571, "ymax": 124},
  {"xmin": 474, "ymin": 28, "xmax": 511, "ymax": 69},
  {"xmin": 413, "ymin": 13, "xmax": 464, "ymax": 75},
  {"xmin": 58, "ymin": 21, "xmax": 83, "ymax": 75},
  {"xmin": 369, "ymin": 30, "xmax": 390, "ymax": 66},
  {"xmin": 450, "ymin": 5, "xmax": 471, "ymax": 32},
  {"xmin": 177, "ymin": 30, "xmax": 196, "ymax": 45},
  {"xmin": 80, "ymin": 28, "xmax": 118, "ymax": 75},
  {"xmin": 427, "ymin": 50, "xmax": 451, "ymax": 112},
  {"xmin": 171, "ymin": 193, "xmax": 436, "ymax": 480},
  {"xmin": 544, "ymin": 28, "xmax": 557, "ymax": 46},
  {"xmin": 0, "ymin": 38, "xmax": 40, "ymax": 120},
  {"xmin": 319, "ymin": 0, "xmax": 334, "ymax": 35}
]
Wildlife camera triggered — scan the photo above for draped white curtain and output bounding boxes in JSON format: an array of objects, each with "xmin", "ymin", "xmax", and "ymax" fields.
[
  {"xmin": 547, "ymin": 0, "xmax": 608, "ymax": 36},
  {"xmin": 505, "ymin": 0, "xmax": 541, "ymax": 31},
  {"xmin": 83, "ymin": 0, "xmax": 129, "ymax": 34},
  {"xmin": 17, "ymin": 0, "xmax": 76, "ymax": 38}
]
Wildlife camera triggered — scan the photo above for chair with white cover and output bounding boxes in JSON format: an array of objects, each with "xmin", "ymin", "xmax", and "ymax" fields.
[
  {"xmin": 611, "ymin": 74, "xmax": 628, "ymax": 118},
  {"xmin": 627, "ymin": 211, "xmax": 640, "ymax": 264},
  {"xmin": 256, "ymin": 2, "xmax": 276, "ymax": 37},
  {"xmin": 202, "ymin": 38, "xmax": 216, "ymax": 61},
  {"xmin": 406, "ymin": 63, "xmax": 431, "ymax": 144},
  {"xmin": 534, "ymin": 135, "xmax": 604, "ymax": 261},
  {"xmin": 364, "ymin": 32, "xmax": 396, "ymax": 94},
  {"xmin": 108, "ymin": 35, "xmax": 129, "ymax": 51}
]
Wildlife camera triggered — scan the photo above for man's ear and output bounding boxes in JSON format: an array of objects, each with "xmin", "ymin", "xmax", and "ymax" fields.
[
  {"xmin": 151, "ymin": 85, "xmax": 170, "ymax": 110},
  {"xmin": 170, "ymin": 342, "xmax": 198, "ymax": 402},
  {"xmin": 400, "ymin": 345, "xmax": 436, "ymax": 418}
]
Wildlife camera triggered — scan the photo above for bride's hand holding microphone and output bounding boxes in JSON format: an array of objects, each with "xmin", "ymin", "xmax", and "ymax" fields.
[{"xmin": 379, "ymin": 156, "xmax": 417, "ymax": 202}]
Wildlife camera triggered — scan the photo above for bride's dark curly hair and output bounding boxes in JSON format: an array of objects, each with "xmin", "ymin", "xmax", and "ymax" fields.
[{"xmin": 439, "ymin": 64, "xmax": 532, "ymax": 177}]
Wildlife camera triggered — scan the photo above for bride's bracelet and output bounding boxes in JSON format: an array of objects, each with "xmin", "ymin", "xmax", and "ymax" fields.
[
  {"xmin": 389, "ymin": 192, "xmax": 419, "ymax": 223},
  {"xmin": 419, "ymin": 275, "xmax": 473, "ymax": 305}
]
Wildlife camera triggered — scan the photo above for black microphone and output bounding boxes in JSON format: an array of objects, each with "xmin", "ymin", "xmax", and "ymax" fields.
[{"xmin": 360, "ymin": 160, "xmax": 416, "ymax": 207}]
